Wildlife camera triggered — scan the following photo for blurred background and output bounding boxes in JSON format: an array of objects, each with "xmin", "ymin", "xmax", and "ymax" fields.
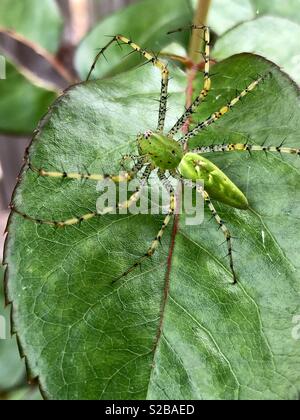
[{"xmin": 1, "ymin": 0, "xmax": 300, "ymax": 400}]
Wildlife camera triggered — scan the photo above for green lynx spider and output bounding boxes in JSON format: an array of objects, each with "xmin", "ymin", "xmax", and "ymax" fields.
[{"xmin": 12, "ymin": 25, "xmax": 300, "ymax": 284}]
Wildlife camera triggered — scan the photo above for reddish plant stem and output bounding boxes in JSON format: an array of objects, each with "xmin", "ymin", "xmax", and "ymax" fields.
[{"xmin": 154, "ymin": 188, "xmax": 182, "ymax": 351}]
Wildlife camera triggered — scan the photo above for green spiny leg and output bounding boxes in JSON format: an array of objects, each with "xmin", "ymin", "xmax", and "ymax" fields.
[
  {"xmin": 86, "ymin": 35, "xmax": 169, "ymax": 132},
  {"xmin": 120, "ymin": 154, "xmax": 145, "ymax": 174},
  {"xmin": 113, "ymin": 179, "xmax": 175, "ymax": 284},
  {"xmin": 199, "ymin": 187, "xmax": 237, "ymax": 284},
  {"xmin": 175, "ymin": 174, "xmax": 237, "ymax": 283},
  {"xmin": 28, "ymin": 162, "xmax": 132, "ymax": 183},
  {"xmin": 120, "ymin": 154, "xmax": 135, "ymax": 170},
  {"xmin": 158, "ymin": 168, "xmax": 174, "ymax": 193},
  {"xmin": 192, "ymin": 143, "xmax": 300, "ymax": 156},
  {"xmin": 167, "ymin": 25, "xmax": 211, "ymax": 136},
  {"xmin": 12, "ymin": 167, "xmax": 150, "ymax": 227},
  {"xmin": 180, "ymin": 73, "xmax": 271, "ymax": 144}
]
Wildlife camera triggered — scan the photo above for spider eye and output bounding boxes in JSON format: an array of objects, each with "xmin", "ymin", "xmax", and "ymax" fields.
[{"xmin": 144, "ymin": 130, "xmax": 153, "ymax": 140}]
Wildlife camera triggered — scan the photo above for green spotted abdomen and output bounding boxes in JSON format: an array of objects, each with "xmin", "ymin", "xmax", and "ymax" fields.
[{"xmin": 179, "ymin": 153, "xmax": 249, "ymax": 210}]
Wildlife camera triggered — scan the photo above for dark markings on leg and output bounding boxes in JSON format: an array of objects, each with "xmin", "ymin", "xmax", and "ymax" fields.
[
  {"xmin": 198, "ymin": 187, "xmax": 237, "ymax": 284},
  {"xmin": 168, "ymin": 25, "xmax": 211, "ymax": 136},
  {"xmin": 12, "ymin": 168, "xmax": 151, "ymax": 228},
  {"xmin": 28, "ymin": 162, "xmax": 132, "ymax": 183},
  {"xmin": 86, "ymin": 35, "xmax": 169, "ymax": 132},
  {"xmin": 192, "ymin": 143, "xmax": 300, "ymax": 156},
  {"xmin": 180, "ymin": 73, "xmax": 271, "ymax": 144},
  {"xmin": 113, "ymin": 188, "xmax": 175, "ymax": 284}
]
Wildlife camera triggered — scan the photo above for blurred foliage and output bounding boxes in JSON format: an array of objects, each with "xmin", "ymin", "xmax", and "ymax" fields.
[
  {"xmin": 0, "ymin": 60, "xmax": 57, "ymax": 135},
  {"xmin": 213, "ymin": 16, "xmax": 300, "ymax": 85},
  {"xmin": 251, "ymin": 0, "xmax": 300, "ymax": 25},
  {"xmin": 75, "ymin": 0, "xmax": 194, "ymax": 79},
  {"xmin": 0, "ymin": 291, "xmax": 24, "ymax": 393},
  {"xmin": 0, "ymin": 265, "xmax": 42, "ymax": 400},
  {"xmin": 0, "ymin": 386, "xmax": 42, "ymax": 401},
  {"xmin": 207, "ymin": 0, "xmax": 254, "ymax": 35},
  {"xmin": 0, "ymin": 0, "xmax": 62, "ymax": 135},
  {"xmin": 0, "ymin": 0, "xmax": 63, "ymax": 53}
]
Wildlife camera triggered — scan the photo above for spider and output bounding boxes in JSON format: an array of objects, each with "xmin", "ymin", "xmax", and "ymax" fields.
[{"xmin": 12, "ymin": 25, "xmax": 300, "ymax": 284}]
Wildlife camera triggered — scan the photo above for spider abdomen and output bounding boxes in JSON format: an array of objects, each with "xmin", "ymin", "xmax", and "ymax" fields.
[
  {"xmin": 179, "ymin": 153, "xmax": 249, "ymax": 210},
  {"xmin": 138, "ymin": 132, "xmax": 183, "ymax": 170}
]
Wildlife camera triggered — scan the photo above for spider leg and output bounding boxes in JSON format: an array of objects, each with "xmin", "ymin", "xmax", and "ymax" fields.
[
  {"xmin": 120, "ymin": 155, "xmax": 148, "ymax": 175},
  {"xmin": 157, "ymin": 168, "xmax": 174, "ymax": 193},
  {"xmin": 167, "ymin": 25, "xmax": 211, "ymax": 136},
  {"xmin": 28, "ymin": 163, "xmax": 132, "ymax": 183},
  {"xmin": 170, "ymin": 172, "xmax": 237, "ymax": 283},
  {"xmin": 170, "ymin": 172, "xmax": 237, "ymax": 282},
  {"xmin": 198, "ymin": 187, "xmax": 237, "ymax": 284},
  {"xmin": 86, "ymin": 35, "xmax": 169, "ymax": 132},
  {"xmin": 180, "ymin": 73, "xmax": 271, "ymax": 144},
  {"xmin": 192, "ymin": 143, "xmax": 300, "ymax": 156},
  {"xmin": 113, "ymin": 178, "xmax": 175, "ymax": 284},
  {"xmin": 120, "ymin": 154, "xmax": 136, "ymax": 170},
  {"xmin": 120, "ymin": 154, "xmax": 136, "ymax": 172},
  {"xmin": 12, "ymin": 168, "xmax": 151, "ymax": 228}
]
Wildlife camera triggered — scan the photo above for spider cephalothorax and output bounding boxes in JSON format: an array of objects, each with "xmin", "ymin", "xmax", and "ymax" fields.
[
  {"xmin": 12, "ymin": 25, "xmax": 300, "ymax": 284},
  {"xmin": 138, "ymin": 131, "xmax": 183, "ymax": 170}
]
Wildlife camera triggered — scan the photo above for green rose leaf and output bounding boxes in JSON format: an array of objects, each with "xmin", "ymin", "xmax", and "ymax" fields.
[
  {"xmin": 0, "ymin": 59, "xmax": 57, "ymax": 135},
  {"xmin": 212, "ymin": 16, "xmax": 300, "ymax": 85},
  {"xmin": 0, "ymin": 0, "xmax": 63, "ymax": 54},
  {"xmin": 251, "ymin": 0, "xmax": 300, "ymax": 25},
  {"xmin": 4, "ymin": 54, "xmax": 300, "ymax": 400},
  {"xmin": 207, "ymin": 0, "xmax": 254, "ymax": 35},
  {"xmin": 0, "ymin": 384, "xmax": 42, "ymax": 400},
  {"xmin": 0, "ymin": 266, "xmax": 26, "ymax": 392}
]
